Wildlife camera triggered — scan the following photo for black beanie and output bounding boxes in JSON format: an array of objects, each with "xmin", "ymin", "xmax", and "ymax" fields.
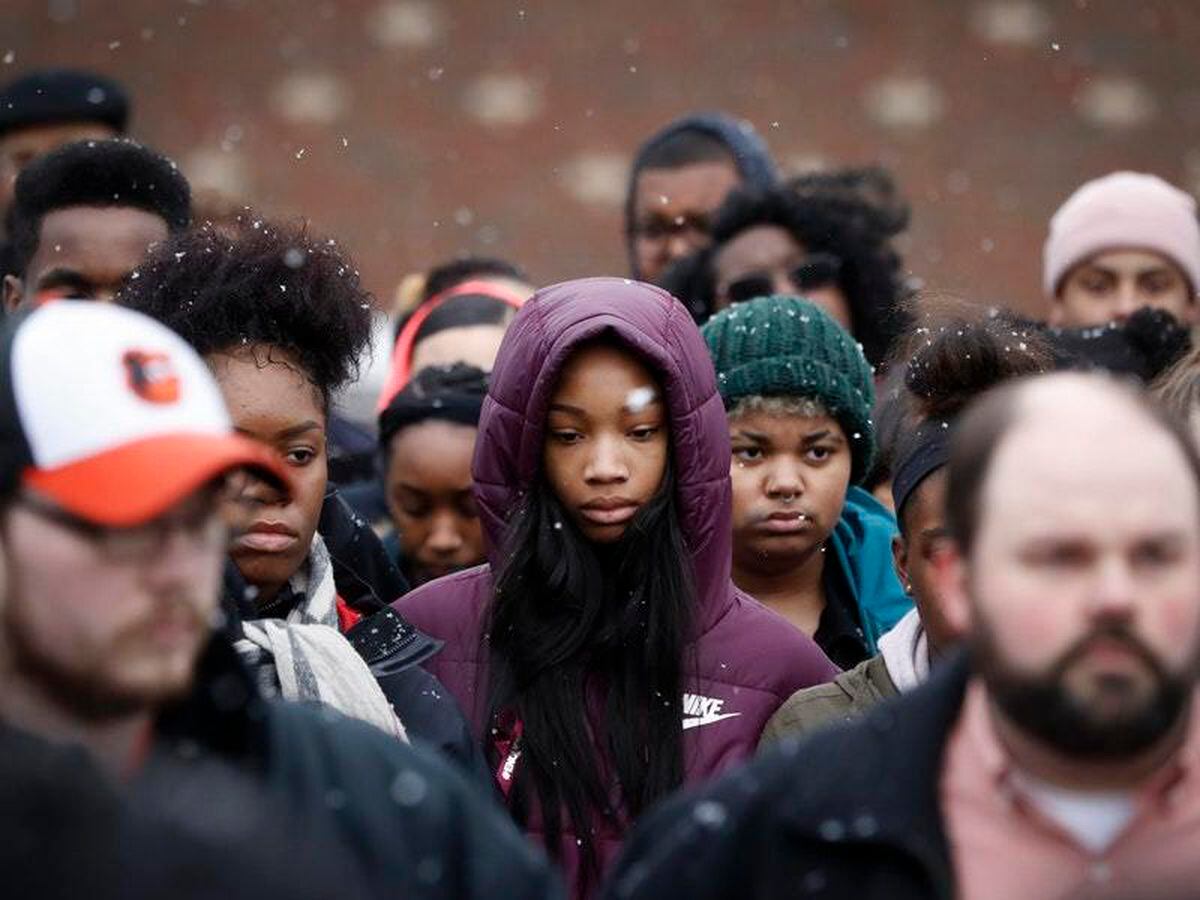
[
  {"xmin": 379, "ymin": 363, "xmax": 489, "ymax": 451},
  {"xmin": 0, "ymin": 69, "xmax": 129, "ymax": 136}
]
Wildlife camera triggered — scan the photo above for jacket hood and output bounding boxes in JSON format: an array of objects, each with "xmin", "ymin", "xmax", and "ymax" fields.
[
  {"xmin": 625, "ymin": 112, "xmax": 779, "ymax": 278},
  {"xmin": 472, "ymin": 276, "xmax": 734, "ymax": 626},
  {"xmin": 829, "ymin": 486, "xmax": 912, "ymax": 645}
]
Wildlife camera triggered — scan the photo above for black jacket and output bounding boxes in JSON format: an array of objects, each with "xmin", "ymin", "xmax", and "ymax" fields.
[
  {"xmin": 226, "ymin": 488, "xmax": 493, "ymax": 790},
  {"xmin": 602, "ymin": 656, "xmax": 971, "ymax": 900},
  {"xmin": 0, "ymin": 718, "xmax": 370, "ymax": 900},
  {"xmin": 156, "ymin": 634, "xmax": 560, "ymax": 900}
]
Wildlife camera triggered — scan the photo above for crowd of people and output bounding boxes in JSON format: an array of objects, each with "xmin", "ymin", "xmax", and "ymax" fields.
[{"xmin": 2, "ymin": 66, "xmax": 1200, "ymax": 899}]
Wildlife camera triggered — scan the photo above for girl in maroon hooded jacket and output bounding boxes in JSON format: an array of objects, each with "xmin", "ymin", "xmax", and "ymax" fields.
[{"xmin": 395, "ymin": 277, "xmax": 836, "ymax": 897}]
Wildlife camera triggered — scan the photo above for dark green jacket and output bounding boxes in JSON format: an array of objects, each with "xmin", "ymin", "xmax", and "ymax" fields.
[{"xmin": 758, "ymin": 652, "xmax": 898, "ymax": 749}]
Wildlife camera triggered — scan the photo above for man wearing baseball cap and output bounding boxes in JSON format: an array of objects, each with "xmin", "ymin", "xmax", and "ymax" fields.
[
  {"xmin": 0, "ymin": 301, "xmax": 559, "ymax": 900},
  {"xmin": 1044, "ymin": 171, "xmax": 1200, "ymax": 328}
]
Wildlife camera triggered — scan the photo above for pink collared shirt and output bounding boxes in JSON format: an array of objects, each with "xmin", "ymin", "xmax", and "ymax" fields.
[{"xmin": 941, "ymin": 680, "xmax": 1200, "ymax": 900}]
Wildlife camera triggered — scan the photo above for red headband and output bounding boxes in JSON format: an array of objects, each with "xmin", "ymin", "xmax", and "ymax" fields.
[{"xmin": 376, "ymin": 279, "xmax": 527, "ymax": 413}]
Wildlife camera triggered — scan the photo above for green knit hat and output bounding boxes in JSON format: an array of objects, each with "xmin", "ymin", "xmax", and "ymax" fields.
[{"xmin": 702, "ymin": 295, "xmax": 877, "ymax": 483}]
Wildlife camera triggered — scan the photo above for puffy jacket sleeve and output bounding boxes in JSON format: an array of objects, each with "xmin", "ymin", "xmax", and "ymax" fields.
[{"xmin": 391, "ymin": 565, "xmax": 494, "ymax": 728}]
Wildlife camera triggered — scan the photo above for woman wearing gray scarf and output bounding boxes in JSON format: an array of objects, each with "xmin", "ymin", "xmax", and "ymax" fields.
[{"xmin": 120, "ymin": 220, "xmax": 488, "ymax": 778}]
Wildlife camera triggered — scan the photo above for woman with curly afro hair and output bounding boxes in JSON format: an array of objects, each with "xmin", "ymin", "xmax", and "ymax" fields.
[
  {"xmin": 118, "ymin": 217, "xmax": 490, "ymax": 782},
  {"xmin": 662, "ymin": 166, "xmax": 913, "ymax": 370}
]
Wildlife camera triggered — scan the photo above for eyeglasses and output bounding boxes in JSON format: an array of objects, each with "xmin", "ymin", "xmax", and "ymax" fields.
[
  {"xmin": 17, "ymin": 487, "xmax": 231, "ymax": 563},
  {"xmin": 725, "ymin": 253, "xmax": 843, "ymax": 305},
  {"xmin": 631, "ymin": 213, "xmax": 713, "ymax": 244}
]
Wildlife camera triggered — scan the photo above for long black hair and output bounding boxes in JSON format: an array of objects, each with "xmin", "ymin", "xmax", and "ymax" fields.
[{"xmin": 485, "ymin": 458, "xmax": 693, "ymax": 890}]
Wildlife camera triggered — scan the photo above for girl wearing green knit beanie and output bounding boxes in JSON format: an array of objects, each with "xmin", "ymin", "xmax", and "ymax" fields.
[{"xmin": 701, "ymin": 295, "xmax": 910, "ymax": 668}]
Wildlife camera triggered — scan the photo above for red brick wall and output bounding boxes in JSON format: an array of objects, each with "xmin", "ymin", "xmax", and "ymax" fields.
[{"xmin": 4, "ymin": 0, "xmax": 1198, "ymax": 315}]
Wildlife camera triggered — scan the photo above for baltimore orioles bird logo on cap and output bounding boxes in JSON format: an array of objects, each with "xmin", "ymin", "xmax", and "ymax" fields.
[{"xmin": 123, "ymin": 350, "xmax": 181, "ymax": 404}]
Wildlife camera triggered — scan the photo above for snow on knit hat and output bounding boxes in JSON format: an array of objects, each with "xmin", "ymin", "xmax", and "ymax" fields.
[
  {"xmin": 702, "ymin": 295, "xmax": 876, "ymax": 483},
  {"xmin": 1044, "ymin": 172, "xmax": 1200, "ymax": 297}
]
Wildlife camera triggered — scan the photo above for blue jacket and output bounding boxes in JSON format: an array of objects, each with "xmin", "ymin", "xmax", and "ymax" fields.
[{"xmin": 830, "ymin": 486, "xmax": 911, "ymax": 653}]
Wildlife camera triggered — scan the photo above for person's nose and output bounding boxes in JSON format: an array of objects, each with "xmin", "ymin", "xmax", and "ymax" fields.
[
  {"xmin": 666, "ymin": 230, "xmax": 694, "ymax": 264},
  {"xmin": 141, "ymin": 519, "xmax": 220, "ymax": 594},
  {"xmin": 236, "ymin": 468, "xmax": 288, "ymax": 510},
  {"xmin": 1087, "ymin": 554, "xmax": 1137, "ymax": 622},
  {"xmin": 1111, "ymin": 281, "xmax": 1142, "ymax": 324},
  {"xmin": 764, "ymin": 456, "xmax": 805, "ymax": 501},
  {"xmin": 583, "ymin": 434, "xmax": 630, "ymax": 485},
  {"xmin": 425, "ymin": 511, "xmax": 465, "ymax": 557},
  {"xmin": 774, "ymin": 271, "xmax": 797, "ymax": 296}
]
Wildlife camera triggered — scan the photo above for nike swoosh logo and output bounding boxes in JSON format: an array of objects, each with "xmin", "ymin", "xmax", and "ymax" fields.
[{"xmin": 681, "ymin": 712, "xmax": 742, "ymax": 731}]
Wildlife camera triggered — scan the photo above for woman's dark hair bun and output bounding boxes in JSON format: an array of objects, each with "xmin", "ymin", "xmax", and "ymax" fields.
[{"xmin": 898, "ymin": 295, "xmax": 1054, "ymax": 421}]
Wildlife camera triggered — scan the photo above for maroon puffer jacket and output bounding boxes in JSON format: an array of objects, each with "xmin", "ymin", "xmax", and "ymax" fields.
[{"xmin": 395, "ymin": 277, "xmax": 836, "ymax": 894}]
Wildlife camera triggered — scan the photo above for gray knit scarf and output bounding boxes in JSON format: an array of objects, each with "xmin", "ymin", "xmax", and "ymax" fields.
[{"xmin": 234, "ymin": 534, "xmax": 407, "ymax": 741}]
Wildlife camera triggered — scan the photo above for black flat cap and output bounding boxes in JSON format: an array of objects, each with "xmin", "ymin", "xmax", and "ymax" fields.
[{"xmin": 0, "ymin": 69, "xmax": 129, "ymax": 137}]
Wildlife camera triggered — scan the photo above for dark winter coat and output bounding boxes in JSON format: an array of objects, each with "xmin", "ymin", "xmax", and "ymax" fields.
[
  {"xmin": 0, "ymin": 719, "xmax": 368, "ymax": 900},
  {"xmin": 155, "ymin": 634, "xmax": 561, "ymax": 900},
  {"xmin": 602, "ymin": 655, "xmax": 972, "ymax": 900},
  {"xmin": 395, "ymin": 277, "xmax": 838, "ymax": 890},
  {"xmin": 224, "ymin": 487, "xmax": 493, "ymax": 790}
]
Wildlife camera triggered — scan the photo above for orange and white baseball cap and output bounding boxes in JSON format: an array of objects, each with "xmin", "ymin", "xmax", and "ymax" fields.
[{"xmin": 0, "ymin": 301, "xmax": 289, "ymax": 526}]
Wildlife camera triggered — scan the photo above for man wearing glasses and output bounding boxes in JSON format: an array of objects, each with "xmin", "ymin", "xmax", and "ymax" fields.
[
  {"xmin": 0, "ymin": 304, "xmax": 281, "ymax": 768},
  {"xmin": 624, "ymin": 112, "xmax": 778, "ymax": 287}
]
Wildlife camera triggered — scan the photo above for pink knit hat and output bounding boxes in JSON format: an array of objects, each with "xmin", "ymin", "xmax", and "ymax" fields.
[{"xmin": 1043, "ymin": 171, "xmax": 1200, "ymax": 297}]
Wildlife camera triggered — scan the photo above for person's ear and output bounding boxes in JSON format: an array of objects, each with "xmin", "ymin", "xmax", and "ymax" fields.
[
  {"xmin": 2, "ymin": 274, "xmax": 24, "ymax": 313},
  {"xmin": 931, "ymin": 539, "xmax": 971, "ymax": 640},
  {"xmin": 892, "ymin": 534, "xmax": 911, "ymax": 594},
  {"xmin": 1185, "ymin": 293, "xmax": 1200, "ymax": 326}
]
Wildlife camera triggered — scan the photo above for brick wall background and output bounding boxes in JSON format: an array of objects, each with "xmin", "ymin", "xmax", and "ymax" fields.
[{"xmin": 3, "ymin": 0, "xmax": 1198, "ymax": 315}]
